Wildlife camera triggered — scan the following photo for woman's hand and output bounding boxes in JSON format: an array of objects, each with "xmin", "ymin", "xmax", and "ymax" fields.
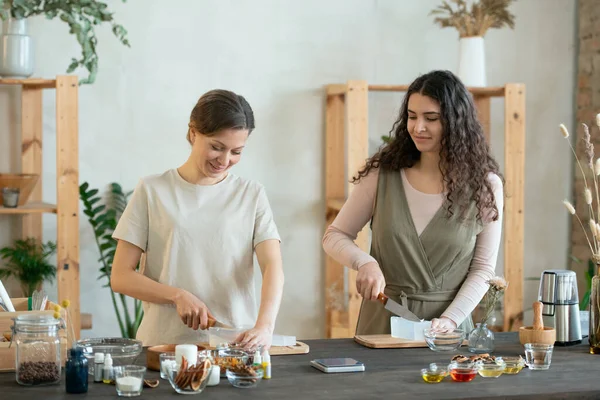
[
  {"xmin": 172, "ymin": 289, "xmax": 215, "ymax": 330},
  {"xmin": 356, "ymin": 262, "xmax": 386, "ymax": 301},
  {"xmin": 431, "ymin": 317, "xmax": 457, "ymax": 332},
  {"xmin": 234, "ymin": 324, "xmax": 273, "ymax": 352}
]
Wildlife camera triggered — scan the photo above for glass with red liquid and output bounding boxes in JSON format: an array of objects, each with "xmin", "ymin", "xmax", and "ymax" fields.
[{"xmin": 448, "ymin": 361, "xmax": 479, "ymax": 382}]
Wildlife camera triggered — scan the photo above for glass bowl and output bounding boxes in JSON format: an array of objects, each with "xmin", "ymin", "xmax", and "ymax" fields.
[
  {"xmin": 423, "ymin": 328, "xmax": 466, "ymax": 352},
  {"xmin": 420, "ymin": 363, "xmax": 448, "ymax": 383},
  {"xmin": 76, "ymin": 337, "xmax": 142, "ymax": 375},
  {"xmin": 166, "ymin": 354, "xmax": 212, "ymax": 395},
  {"xmin": 477, "ymin": 359, "xmax": 506, "ymax": 378},
  {"xmin": 214, "ymin": 348, "xmax": 251, "ymax": 377},
  {"xmin": 226, "ymin": 367, "xmax": 263, "ymax": 388},
  {"xmin": 448, "ymin": 361, "xmax": 479, "ymax": 382},
  {"xmin": 502, "ymin": 356, "xmax": 526, "ymax": 374}
]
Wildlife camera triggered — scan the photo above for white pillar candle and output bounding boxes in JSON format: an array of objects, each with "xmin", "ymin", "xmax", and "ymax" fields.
[{"xmin": 175, "ymin": 344, "xmax": 197, "ymax": 368}]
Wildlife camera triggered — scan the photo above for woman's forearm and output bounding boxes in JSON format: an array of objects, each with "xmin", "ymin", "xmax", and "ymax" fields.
[
  {"xmin": 255, "ymin": 261, "xmax": 284, "ymax": 331},
  {"xmin": 254, "ymin": 240, "xmax": 285, "ymax": 332},
  {"xmin": 111, "ymin": 268, "xmax": 182, "ymax": 305}
]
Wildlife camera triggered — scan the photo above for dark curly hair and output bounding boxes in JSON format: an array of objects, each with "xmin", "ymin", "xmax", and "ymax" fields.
[{"xmin": 353, "ymin": 70, "xmax": 503, "ymax": 222}]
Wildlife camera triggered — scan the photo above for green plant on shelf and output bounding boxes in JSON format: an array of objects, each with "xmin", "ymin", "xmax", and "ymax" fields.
[
  {"xmin": 79, "ymin": 181, "xmax": 142, "ymax": 338},
  {"xmin": 0, "ymin": 237, "xmax": 56, "ymax": 297}
]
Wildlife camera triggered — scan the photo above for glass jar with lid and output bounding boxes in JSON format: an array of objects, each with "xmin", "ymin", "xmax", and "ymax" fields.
[{"xmin": 12, "ymin": 313, "xmax": 63, "ymax": 385}]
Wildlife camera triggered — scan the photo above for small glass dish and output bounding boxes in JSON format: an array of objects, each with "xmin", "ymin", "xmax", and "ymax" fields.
[
  {"xmin": 423, "ymin": 328, "xmax": 466, "ymax": 352},
  {"xmin": 477, "ymin": 359, "xmax": 506, "ymax": 378},
  {"xmin": 502, "ymin": 356, "xmax": 526, "ymax": 374},
  {"xmin": 166, "ymin": 354, "xmax": 212, "ymax": 395},
  {"xmin": 226, "ymin": 367, "xmax": 263, "ymax": 388},
  {"xmin": 76, "ymin": 337, "xmax": 142, "ymax": 376},
  {"xmin": 114, "ymin": 365, "xmax": 145, "ymax": 397},
  {"xmin": 448, "ymin": 361, "xmax": 479, "ymax": 382},
  {"xmin": 420, "ymin": 363, "xmax": 448, "ymax": 383}
]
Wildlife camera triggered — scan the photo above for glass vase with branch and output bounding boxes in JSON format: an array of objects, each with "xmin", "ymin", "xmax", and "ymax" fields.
[{"xmin": 561, "ymin": 113, "xmax": 600, "ymax": 354}]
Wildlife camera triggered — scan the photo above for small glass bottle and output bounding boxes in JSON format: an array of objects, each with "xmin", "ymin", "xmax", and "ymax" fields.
[
  {"xmin": 13, "ymin": 314, "xmax": 63, "ymax": 386},
  {"xmin": 93, "ymin": 352, "xmax": 105, "ymax": 383},
  {"xmin": 262, "ymin": 351, "xmax": 271, "ymax": 379},
  {"xmin": 65, "ymin": 347, "xmax": 88, "ymax": 393},
  {"xmin": 103, "ymin": 353, "xmax": 113, "ymax": 383}
]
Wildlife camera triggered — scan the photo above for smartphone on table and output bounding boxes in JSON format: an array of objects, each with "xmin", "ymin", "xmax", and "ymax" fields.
[{"xmin": 310, "ymin": 358, "xmax": 365, "ymax": 373}]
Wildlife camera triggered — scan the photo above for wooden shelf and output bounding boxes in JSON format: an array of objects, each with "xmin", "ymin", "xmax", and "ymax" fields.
[
  {"xmin": 327, "ymin": 84, "xmax": 506, "ymax": 98},
  {"xmin": 326, "ymin": 198, "xmax": 345, "ymax": 213},
  {"xmin": 0, "ymin": 78, "xmax": 56, "ymax": 89},
  {"xmin": 2, "ymin": 75, "xmax": 82, "ymax": 339},
  {"xmin": 0, "ymin": 202, "xmax": 57, "ymax": 214}
]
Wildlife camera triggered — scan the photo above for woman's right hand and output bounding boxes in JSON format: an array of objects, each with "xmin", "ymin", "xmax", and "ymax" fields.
[
  {"xmin": 356, "ymin": 262, "xmax": 386, "ymax": 301},
  {"xmin": 172, "ymin": 289, "xmax": 215, "ymax": 330}
]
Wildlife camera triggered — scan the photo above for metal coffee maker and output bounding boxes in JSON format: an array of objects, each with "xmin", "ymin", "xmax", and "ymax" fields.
[{"xmin": 538, "ymin": 269, "xmax": 582, "ymax": 345}]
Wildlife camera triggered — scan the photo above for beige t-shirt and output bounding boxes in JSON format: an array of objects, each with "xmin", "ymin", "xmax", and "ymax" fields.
[{"xmin": 112, "ymin": 169, "xmax": 281, "ymax": 346}]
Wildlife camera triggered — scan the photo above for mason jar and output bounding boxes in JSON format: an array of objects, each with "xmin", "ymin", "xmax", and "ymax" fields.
[{"xmin": 13, "ymin": 314, "xmax": 63, "ymax": 385}]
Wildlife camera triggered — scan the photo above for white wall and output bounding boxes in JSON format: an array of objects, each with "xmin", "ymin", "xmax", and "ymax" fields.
[{"xmin": 0, "ymin": 0, "xmax": 576, "ymax": 339}]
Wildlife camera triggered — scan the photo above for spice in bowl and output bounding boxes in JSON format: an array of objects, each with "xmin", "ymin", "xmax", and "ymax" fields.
[
  {"xmin": 166, "ymin": 355, "xmax": 212, "ymax": 394},
  {"xmin": 226, "ymin": 363, "xmax": 264, "ymax": 388}
]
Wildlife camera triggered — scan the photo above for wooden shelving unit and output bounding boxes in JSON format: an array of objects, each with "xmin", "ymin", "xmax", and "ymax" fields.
[
  {"xmin": 0, "ymin": 76, "xmax": 89, "ymax": 338},
  {"xmin": 324, "ymin": 80, "xmax": 525, "ymax": 338}
]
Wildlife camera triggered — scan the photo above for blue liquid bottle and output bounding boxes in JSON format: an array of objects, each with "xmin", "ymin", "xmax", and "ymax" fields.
[{"xmin": 65, "ymin": 347, "xmax": 89, "ymax": 393}]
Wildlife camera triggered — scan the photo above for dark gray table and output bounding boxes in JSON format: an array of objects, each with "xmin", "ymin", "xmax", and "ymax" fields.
[{"xmin": 0, "ymin": 333, "xmax": 597, "ymax": 399}]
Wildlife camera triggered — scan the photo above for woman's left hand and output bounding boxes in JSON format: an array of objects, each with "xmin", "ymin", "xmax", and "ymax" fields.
[
  {"xmin": 234, "ymin": 324, "xmax": 273, "ymax": 352},
  {"xmin": 430, "ymin": 317, "xmax": 457, "ymax": 332}
]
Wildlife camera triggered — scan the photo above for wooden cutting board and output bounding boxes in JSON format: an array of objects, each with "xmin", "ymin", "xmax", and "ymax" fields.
[
  {"xmin": 354, "ymin": 334, "xmax": 430, "ymax": 349},
  {"xmin": 269, "ymin": 341, "xmax": 310, "ymax": 355}
]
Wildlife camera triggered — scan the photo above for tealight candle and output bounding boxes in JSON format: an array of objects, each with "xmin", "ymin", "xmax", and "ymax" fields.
[{"xmin": 175, "ymin": 344, "xmax": 197, "ymax": 368}]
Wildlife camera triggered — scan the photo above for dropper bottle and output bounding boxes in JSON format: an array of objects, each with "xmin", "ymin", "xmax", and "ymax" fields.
[{"xmin": 102, "ymin": 354, "xmax": 113, "ymax": 383}]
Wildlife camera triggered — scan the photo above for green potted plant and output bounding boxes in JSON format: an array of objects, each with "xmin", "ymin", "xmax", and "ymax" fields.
[
  {"xmin": 0, "ymin": 237, "xmax": 56, "ymax": 297},
  {"xmin": 80, "ymin": 181, "xmax": 143, "ymax": 338},
  {"xmin": 0, "ymin": 0, "xmax": 130, "ymax": 84}
]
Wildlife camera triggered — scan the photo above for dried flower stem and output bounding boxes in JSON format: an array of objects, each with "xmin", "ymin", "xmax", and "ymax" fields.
[{"xmin": 564, "ymin": 128, "xmax": 599, "ymax": 253}]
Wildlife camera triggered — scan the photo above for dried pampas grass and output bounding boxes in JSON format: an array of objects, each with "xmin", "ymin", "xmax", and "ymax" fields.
[{"xmin": 429, "ymin": 0, "xmax": 516, "ymax": 38}]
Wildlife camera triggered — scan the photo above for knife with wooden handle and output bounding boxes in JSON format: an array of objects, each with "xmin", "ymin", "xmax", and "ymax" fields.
[
  {"xmin": 207, "ymin": 317, "xmax": 233, "ymax": 329},
  {"xmin": 376, "ymin": 293, "xmax": 421, "ymax": 322}
]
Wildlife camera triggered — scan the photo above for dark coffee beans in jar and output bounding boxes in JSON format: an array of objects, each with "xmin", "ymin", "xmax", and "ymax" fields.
[{"xmin": 18, "ymin": 361, "xmax": 60, "ymax": 384}]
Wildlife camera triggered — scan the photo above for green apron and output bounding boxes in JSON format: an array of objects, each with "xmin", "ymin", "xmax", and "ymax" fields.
[{"xmin": 355, "ymin": 169, "xmax": 483, "ymax": 335}]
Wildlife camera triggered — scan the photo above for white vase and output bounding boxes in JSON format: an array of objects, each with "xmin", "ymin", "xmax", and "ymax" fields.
[
  {"xmin": 0, "ymin": 16, "xmax": 34, "ymax": 78},
  {"xmin": 457, "ymin": 36, "xmax": 486, "ymax": 87}
]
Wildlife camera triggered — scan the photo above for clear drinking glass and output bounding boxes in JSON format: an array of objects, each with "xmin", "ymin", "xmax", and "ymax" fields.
[
  {"xmin": 113, "ymin": 365, "xmax": 146, "ymax": 397},
  {"xmin": 159, "ymin": 352, "xmax": 176, "ymax": 380},
  {"xmin": 524, "ymin": 343, "xmax": 553, "ymax": 370}
]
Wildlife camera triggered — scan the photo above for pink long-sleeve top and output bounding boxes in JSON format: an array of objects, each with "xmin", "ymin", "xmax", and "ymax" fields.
[{"xmin": 322, "ymin": 168, "xmax": 504, "ymax": 326}]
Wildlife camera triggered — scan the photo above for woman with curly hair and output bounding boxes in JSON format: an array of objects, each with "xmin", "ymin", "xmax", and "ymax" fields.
[{"xmin": 322, "ymin": 70, "xmax": 504, "ymax": 334}]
